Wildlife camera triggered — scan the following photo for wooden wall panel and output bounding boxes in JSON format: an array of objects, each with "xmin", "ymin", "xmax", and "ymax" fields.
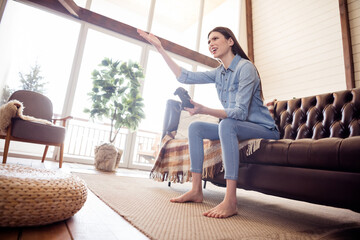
[{"xmin": 252, "ymin": 0, "xmax": 346, "ymax": 101}]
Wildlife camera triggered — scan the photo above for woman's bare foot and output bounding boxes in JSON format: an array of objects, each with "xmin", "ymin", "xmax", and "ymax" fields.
[
  {"xmin": 203, "ymin": 199, "xmax": 237, "ymax": 218},
  {"xmin": 170, "ymin": 189, "xmax": 203, "ymax": 203}
]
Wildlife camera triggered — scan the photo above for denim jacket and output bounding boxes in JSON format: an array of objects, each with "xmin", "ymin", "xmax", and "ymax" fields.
[{"xmin": 177, "ymin": 54, "xmax": 277, "ymax": 130}]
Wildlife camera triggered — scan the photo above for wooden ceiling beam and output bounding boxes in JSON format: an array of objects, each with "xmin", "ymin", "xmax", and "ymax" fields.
[{"xmin": 58, "ymin": 0, "xmax": 80, "ymax": 18}]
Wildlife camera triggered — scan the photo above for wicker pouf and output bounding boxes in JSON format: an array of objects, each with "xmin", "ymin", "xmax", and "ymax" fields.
[{"xmin": 0, "ymin": 164, "xmax": 87, "ymax": 227}]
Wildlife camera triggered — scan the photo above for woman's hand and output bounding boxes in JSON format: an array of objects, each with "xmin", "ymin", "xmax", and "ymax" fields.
[
  {"xmin": 186, "ymin": 100, "xmax": 228, "ymax": 119},
  {"xmin": 185, "ymin": 100, "xmax": 205, "ymax": 116},
  {"xmin": 137, "ymin": 29, "xmax": 181, "ymax": 78},
  {"xmin": 137, "ymin": 29, "xmax": 163, "ymax": 50}
]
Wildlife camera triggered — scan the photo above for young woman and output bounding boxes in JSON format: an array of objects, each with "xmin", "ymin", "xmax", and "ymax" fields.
[{"xmin": 138, "ymin": 27, "xmax": 279, "ymax": 218}]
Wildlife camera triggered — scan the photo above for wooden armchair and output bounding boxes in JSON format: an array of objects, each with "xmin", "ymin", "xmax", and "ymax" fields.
[{"xmin": 0, "ymin": 90, "xmax": 72, "ymax": 168}]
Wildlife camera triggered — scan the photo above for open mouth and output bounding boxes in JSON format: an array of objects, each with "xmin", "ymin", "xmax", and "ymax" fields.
[{"xmin": 211, "ymin": 47, "xmax": 218, "ymax": 54}]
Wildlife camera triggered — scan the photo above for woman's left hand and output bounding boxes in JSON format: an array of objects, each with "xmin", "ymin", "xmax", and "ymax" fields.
[
  {"xmin": 184, "ymin": 100, "xmax": 205, "ymax": 116},
  {"xmin": 185, "ymin": 100, "xmax": 228, "ymax": 119}
]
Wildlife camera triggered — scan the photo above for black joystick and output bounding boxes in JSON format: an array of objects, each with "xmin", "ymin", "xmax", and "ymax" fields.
[{"xmin": 174, "ymin": 87, "xmax": 194, "ymax": 109}]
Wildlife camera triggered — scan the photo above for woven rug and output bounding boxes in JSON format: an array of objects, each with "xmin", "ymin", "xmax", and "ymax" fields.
[{"xmin": 73, "ymin": 172, "xmax": 360, "ymax": 240}]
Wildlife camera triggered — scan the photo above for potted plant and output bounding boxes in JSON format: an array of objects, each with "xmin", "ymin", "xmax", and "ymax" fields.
[{"xmin": 84, "ymin": 57, "xmax": 145, "ymax": 171}]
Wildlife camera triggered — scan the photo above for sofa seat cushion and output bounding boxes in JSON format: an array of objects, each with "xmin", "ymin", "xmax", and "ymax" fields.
[
  {"xmin": 11, "ymin": 118, "xmax": 65, "ymax": 144},
  {"xmin": 241, "ymin": 136, "xmax": 360, "ymax": 173}
]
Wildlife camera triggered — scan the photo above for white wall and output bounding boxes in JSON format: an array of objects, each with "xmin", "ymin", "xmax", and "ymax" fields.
[
  {"xmin": 252, "ymin": 0, "xmax": 346, "ymax": 101},
  {"xmin": 348, "ymin": 0, "xmax": 360, "ymax": 88}
]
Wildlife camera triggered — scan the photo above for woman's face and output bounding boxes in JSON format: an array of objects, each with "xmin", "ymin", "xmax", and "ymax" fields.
[{"xmin": 208, "ymin": 31, "xmax": 233, "ymax": 59}]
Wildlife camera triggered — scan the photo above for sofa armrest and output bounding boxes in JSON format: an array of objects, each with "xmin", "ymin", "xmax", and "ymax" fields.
[{"xmin": 162, "ymin": 100, "xmax": 182, "ymax": 139}]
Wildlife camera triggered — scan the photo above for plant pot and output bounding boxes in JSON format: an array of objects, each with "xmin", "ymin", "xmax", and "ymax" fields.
[{"xmin": 94, "ymin": 143, "xmax": 123, "ymax": 172}]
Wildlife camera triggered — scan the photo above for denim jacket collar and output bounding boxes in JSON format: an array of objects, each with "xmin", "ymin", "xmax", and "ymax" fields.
[{"xmin": 222, "ymin": 54, "xmax": 241, "ymax": 72}]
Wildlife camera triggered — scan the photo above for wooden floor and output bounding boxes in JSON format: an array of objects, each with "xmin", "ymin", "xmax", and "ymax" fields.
[{"xmin": 0, "ymin": 157, "xmax": 150, "ymax": 240}]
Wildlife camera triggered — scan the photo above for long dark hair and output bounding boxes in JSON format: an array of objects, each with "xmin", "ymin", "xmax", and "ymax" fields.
[
  {"xmin": 208, "ymin": 27, "xmax": 251, "ymax": 61},
  {"xmin": 208, "ymin": 26, "xmax": 264, "ymax": 100}
]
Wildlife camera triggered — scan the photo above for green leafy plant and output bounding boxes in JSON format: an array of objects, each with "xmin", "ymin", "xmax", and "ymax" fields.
[{"xmin": 84, "ymin": 58, "xmax": 145, "ymax": 143}]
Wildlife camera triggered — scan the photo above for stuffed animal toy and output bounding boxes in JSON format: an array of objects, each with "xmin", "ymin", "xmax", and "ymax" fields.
[{"xmin": 0, "ymin": 100, "xmax": 22, "ymax": 135}]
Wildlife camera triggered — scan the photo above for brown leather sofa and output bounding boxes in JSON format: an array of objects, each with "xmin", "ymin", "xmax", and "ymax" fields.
[{"xmin": 162, "ymin": 88, "xmax": 360, "ymax": 213}]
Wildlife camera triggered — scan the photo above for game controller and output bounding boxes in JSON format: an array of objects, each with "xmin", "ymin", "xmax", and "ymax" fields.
[{"xmin": 174, "ymin": 87, "xmax": 194, "ymax": 109}]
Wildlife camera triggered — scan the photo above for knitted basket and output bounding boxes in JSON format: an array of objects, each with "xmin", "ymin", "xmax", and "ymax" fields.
[{"xmin": 0, "ymin": 164, "xmax": 87, "ymax": 227}]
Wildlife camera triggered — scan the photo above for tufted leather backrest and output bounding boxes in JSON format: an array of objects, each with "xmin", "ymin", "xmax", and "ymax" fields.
[{"xmin": 274, "ymin": 88, "xmax": 360, "ymax": 140}]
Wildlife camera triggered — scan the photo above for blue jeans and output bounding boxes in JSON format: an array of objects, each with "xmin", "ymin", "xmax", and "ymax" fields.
[{"xmin": 188, "ymin": 118, "xmax": 280, "ymax": 180}]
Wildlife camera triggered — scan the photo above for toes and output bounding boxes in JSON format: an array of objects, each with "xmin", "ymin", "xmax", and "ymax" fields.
[
  {"xmin": 170, "ymin": 197, "xmax": 183, "ymax": 203},
  {"xmin": 203, "ymin": 206, "xmax": 237, "ymax": 218},
  {"xmin": 203, "ymin": 208, "xmax": 219, "ymax": 218}
]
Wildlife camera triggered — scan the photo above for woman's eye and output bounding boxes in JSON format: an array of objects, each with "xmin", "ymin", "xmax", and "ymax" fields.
[{"xmin": 208, "ymin": 37, "xmax": 218, "ymax": 44}]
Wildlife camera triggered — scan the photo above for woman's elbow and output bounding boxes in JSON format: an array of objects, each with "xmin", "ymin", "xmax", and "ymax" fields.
[{"xmin": 225, "ymin": 108, "xmax": 247, "ymax": 120}]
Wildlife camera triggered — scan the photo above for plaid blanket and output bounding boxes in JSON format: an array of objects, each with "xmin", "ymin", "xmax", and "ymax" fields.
[{"xmin": 150, "ymin": 131, "xmax": 262, "ymax": 183}]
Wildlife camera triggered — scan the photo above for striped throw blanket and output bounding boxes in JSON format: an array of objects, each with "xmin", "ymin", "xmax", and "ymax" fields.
[{"xmin": 150, "ymin": 131, "xmax": 262, "ymax": 183}]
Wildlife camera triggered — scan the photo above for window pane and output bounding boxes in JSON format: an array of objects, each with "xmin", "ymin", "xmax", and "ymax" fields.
[
  {"xmin": 151, "ymin": 0, "xmax": 201, "ymax": 50},
  {"xmin": 71, "ymin": 29, "xmax": 143, "ymax": 120},
  {"xmin": 139, "ymin": 50, "xmax": 191, "ymax": 133},
  {"xmin": 0, "ymin": 1, "xmax": 79, "ymax": 113},
  {"xmin": 90, "ymin": 0, "xmax": 151, "ymax": 30},
  {"xmin": 68, "ymin": 29, "xmax": 143, "ymax": 163},
  {"xmin": 0, "ymin": 1, "xmax": 80, "ymax": 157},
  {"xmin": 199, "ymin": 0, "xmax": 240, "ymax": 57},
  {"xmin": 133, "ymin": 50, "xmax": 192, "ymax": 168}
]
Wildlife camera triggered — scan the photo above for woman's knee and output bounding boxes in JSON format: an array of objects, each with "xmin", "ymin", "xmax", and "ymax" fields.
[
  {"xmin": 188, "ymin": 121, "xmax": 203, "ymax": 135},
  {"xmin": 218, "ymin": 118, "xmax": 236, "ymax": 137},
  {"xmin": 188, "ymin": 121, "xmax": 219, "ymax": 140}
]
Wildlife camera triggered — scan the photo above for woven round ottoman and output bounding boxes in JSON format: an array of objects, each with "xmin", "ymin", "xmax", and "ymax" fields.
[{"xmin": 0, "ymin": 164, "xmax": 87, "ymax": 227}]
